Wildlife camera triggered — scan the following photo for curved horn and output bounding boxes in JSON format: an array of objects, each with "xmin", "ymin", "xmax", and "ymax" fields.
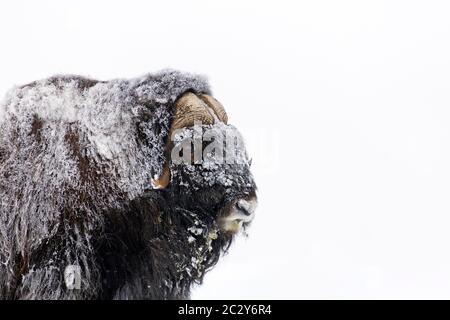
[
  {"xmin": 171, "ymin": 92, "xmax": 215, "ymax": 130},
  {"xmin": 151, "ymin": 162, "xmax": 171, "ymax": 189},
  {"xmin": 151, "ymin": 92, "xmax": 228, "ymax": 189},
  {"xmin": 199, "ymin": 94, "xmax": 228, "ymax": 124}
]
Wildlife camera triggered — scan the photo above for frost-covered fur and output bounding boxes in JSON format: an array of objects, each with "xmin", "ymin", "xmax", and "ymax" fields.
[{"xmin": 0, "ymin": 70, "xmax": 256, "ymax": 299}]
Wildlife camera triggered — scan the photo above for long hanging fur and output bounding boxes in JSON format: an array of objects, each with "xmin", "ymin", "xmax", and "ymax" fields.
[{"xmin": 0, "ymin": 70, "xmax": 256, "ymax": 299}]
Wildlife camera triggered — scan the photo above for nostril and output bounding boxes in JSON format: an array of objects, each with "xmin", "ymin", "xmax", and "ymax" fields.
[
  {"xmin": 236, "ymin": 203, "xmax": 250, "ymax": 216},
  {"xmin": 221, "ymin": 198, "xmax": 257, "ymax": 232},
  {"xmin": 235, "ymin": 199, "xmax": 256, "ymax": 216}
]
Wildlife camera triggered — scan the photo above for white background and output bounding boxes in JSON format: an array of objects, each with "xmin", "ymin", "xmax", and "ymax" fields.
[{"xmin": 1, "ymin": 0, "xmax": 450, "ymax": 299}]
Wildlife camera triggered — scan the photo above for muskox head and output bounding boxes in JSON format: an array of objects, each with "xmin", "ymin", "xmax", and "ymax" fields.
[
  {"xmin": 152, "ymin": 92, "xmax": 257, "ymax": 235},
  {"xmin": 107, "ymin": 91, "xmax": 259, "ymax": 299}
]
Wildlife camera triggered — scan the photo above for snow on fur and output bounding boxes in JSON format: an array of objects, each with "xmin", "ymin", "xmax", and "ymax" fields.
[{"xmin": 0, "ymin": 70, "xmax": 256, "ymax": 299}]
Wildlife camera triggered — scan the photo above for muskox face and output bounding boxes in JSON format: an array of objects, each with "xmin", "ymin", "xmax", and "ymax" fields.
[
  {"xmin": 170, "ymin": 124, "xmax": 257, "ymax": 234},
  {"xmin": 152, "ymin": 93, "xmax": 257, "ymax": 235}
]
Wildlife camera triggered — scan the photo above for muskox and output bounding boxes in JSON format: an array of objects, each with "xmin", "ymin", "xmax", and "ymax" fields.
[{"xmin": 0, "ymin": 70, "xmax": 257, "ymax": 299}]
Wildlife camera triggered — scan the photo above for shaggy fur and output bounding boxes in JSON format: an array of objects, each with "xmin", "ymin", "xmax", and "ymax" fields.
[{"xmin": 0, "ymin": 70, "xmax": 256, "ymax": 300}]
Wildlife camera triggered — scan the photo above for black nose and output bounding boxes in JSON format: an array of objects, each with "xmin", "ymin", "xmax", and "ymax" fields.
[{"xmin": 235, "ymin": 200, "xmax": 253, "ymax": 216}]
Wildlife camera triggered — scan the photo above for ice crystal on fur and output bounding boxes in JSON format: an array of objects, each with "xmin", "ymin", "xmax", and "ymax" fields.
[{"xmin": 0, "ymin": 70, "xmax": 256, "ymax": 300}]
